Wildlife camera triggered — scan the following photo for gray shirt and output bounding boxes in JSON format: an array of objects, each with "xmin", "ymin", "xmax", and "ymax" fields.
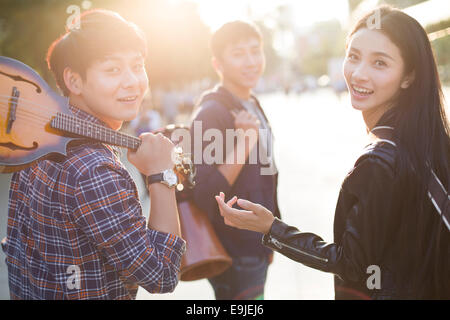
[{"xmin": 240, "ymin": 97, "xmax": 277, "ymax": 175}]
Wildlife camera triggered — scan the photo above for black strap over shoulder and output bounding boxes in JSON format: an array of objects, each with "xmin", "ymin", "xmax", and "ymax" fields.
[
  {"xmin": 198, "ymin": 85, "xmax": 271, "ymax": 124},
  {"xmin": 197, "ymin": 86, "xmax": 243, "ymax": 115},
  {"xmin": 369, "ymin": 126, "xmax": 450, "ymax": 232}
]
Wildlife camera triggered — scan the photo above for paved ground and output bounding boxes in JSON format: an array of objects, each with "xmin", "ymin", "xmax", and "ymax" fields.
[{"xmin": 0, "ymin": 87, "xmax": 447, "ymax": 299}]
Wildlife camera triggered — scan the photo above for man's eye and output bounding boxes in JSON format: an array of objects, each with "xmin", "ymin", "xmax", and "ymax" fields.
[
  {"xmin": 375, "ymin": 60, "xmax": 387, "ymax": 67},
  {"xmin": 106, "ymin": 67, "xmax": 120, "ymax": 73},
  {"xmin": 347, "ymin": 54, "xmax": 358, "ymax": 61}
]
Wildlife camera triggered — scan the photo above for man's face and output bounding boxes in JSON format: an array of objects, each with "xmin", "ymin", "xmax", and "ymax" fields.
[
  {"xmin": 216, "ymin": 37, "xmax": 265, "ymax": 90},
  {"xmin": 78, "ymin": 50, "xmax": 149, "ymax": 129}
]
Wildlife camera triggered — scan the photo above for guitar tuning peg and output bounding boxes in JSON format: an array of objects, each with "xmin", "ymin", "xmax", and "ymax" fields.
[{"xmin": 174, "ymin": 146, "xmax": 183, "ymax": 154}]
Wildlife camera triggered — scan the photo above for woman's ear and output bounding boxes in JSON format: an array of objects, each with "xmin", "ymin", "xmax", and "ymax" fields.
[
  {"xmin": 63, "ymin": 67, "xmax": 83, "ymax": 95},
  {"xmin": 401, "ymin": 70, "xmax": 415, "ymax": 89}
]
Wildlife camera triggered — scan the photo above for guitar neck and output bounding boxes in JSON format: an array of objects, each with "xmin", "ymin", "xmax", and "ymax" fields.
[{"xmin": 50, "ymin": 112, "xmax": 141, "ymax": 151}]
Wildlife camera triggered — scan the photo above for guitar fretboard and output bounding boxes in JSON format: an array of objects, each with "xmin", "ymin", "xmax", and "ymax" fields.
[{"xmin": 50, "ymin": 112, "xmax": 141, "ymax": 151}]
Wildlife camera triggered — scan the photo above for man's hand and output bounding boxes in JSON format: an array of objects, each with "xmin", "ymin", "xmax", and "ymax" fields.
[
  {"xmin": 127, "ymin": 132, "xmax": 175, "ymax": 176},
  {"xmin": 215, "ymin": 192, "xmax": 275, "ymax": 234},
  {"xmin": 217, "ymin": 111, "xmax": 260, "ymax": 186}
]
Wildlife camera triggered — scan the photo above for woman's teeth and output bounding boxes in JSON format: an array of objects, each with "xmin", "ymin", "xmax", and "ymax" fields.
[{"xmin": 352, "ymin": 85, "xmax": 374, "ymax": 95}]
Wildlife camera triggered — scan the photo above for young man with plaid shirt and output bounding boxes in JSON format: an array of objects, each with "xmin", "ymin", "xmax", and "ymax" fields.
[{"xmin": 3, "ymin": 9, "xmax": 185, "ymax": 300}]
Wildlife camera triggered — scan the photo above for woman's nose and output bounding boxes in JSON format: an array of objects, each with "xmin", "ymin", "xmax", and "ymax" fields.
[{"xmin": 352, "ymin": 62, "xmax": 370, "ymax": 82}]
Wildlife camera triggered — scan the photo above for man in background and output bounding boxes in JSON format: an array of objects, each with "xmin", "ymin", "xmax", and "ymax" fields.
[{"xmin": 190, "ymin": 21, "xmax": 280, "ymax": 300}]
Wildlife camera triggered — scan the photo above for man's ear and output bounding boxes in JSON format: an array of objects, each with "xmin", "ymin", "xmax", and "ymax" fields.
[
  {"xmin": 63, "ymin": 67, "xmax": 83, "ymax": 95},
  {"xmin": 211, "ymin": 56, "xmax": 224, "ymax": 77},
  {"xmin": 401, "ymin": 70, "xmax": 415, "ymax": 89}
]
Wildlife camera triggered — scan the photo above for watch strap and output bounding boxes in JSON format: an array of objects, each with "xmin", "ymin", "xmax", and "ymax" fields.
[{"xmin": 146, "ymin": 173, "xmax": 164, "ymax": 186}]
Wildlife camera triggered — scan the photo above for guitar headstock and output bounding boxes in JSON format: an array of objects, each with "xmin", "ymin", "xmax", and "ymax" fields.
[
  {"xmin": 173, "ymin": 146, "xmax": 196, "ymax": 191},
  {"xmin": 156, "ymin": 124, "xmax": 195, "ymax": 191}
]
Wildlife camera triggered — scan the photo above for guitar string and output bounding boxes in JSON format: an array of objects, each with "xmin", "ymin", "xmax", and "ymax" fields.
[
  {"xmin": 0, "ymin": 99, "xmax": 189, "ymax": 174},
  {"xmin": 0, "ymin": 107, "xmax": 188, "ymax": 174},
  {"xmin": 0, "ymin": 100, "xmax": 53, "ymax": 121},
  {"xmin": 0, "ymin": 98, "xmax": 142, "ymax": 144},
  {"xmin": 0, "ymin": 96, "xmax": 144, "ymax": 146},
  {"xmin": 0, "ymin": 93, "xmax": 77, "ymax": 115},
  {"xmin": 0, "ymin": 95, "xmax": 142, "ymax": 144},
  {"xmin": 0, "ymin": 102, "xmax": 141, "ymax": 148},
  {"xmin": 0, "ymin": 103, "xmax": 49, "ymax": 126}
]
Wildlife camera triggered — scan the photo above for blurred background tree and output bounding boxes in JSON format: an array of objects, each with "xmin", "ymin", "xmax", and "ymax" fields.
[{"xmin": 0, "ymin": 0, "xmax": 215, "ymax": 90}]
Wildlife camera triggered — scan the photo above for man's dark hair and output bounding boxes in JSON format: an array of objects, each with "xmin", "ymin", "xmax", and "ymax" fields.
[
  {"xmin": 210, "ymin": 20, "xmax": 262, "ymax": 59},
  {"xmin": 46, "ymin": 9, "xmax": 147, "ymax": 96}
]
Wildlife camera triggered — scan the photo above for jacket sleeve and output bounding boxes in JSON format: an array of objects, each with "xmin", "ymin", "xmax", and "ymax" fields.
[
  {"xmin": 262, "ymin": 156, "xmax": 395, "ymax": 283},
  {"xmin": 190, "ymin": 102, "xmax": 234, "ymax": 220}
]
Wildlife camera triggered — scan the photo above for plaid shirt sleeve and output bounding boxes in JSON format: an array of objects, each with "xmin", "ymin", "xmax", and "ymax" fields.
[{"xmin": 72, "ymin": 161, "xmax": 186, "ymax": 294}]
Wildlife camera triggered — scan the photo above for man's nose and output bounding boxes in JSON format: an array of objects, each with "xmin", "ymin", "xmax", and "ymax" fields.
[
  {"xmin": 121, "ymin": 67, "xmax": 140, "ymax": 88},
  {"xmin": 245, "ymin": 52, "xmax": 258, "ymax": 66}
]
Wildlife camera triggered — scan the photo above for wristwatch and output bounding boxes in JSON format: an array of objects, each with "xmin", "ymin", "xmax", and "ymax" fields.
[{"xmin": 146, "ymin": 169, "xmax": 178, "ymax": 188}]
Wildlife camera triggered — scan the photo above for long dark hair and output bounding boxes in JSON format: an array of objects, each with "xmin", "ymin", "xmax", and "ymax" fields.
[{"xmin": 349, "ymin": 6, "xmax": 450, "ymax": 298}]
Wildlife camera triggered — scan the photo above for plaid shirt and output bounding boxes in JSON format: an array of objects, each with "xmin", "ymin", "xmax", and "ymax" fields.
[{"xmin": 3, "ymin": 106, "xmax": 186, "ymax": 300}]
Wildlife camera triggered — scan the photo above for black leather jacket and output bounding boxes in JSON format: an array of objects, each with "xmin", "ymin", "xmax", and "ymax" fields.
[{"xmin": 262, "ymin": 138, "xmax": 449, "ymax": 299}]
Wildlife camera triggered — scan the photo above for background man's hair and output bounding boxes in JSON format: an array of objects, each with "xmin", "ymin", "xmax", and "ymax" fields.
[
  {"xmin": 210, "ymin": 20, "xmax": 262, "ymax": 59},
  {"xmin": 46, "ymin": 9, "xmax": 147, "ymax": 96}
]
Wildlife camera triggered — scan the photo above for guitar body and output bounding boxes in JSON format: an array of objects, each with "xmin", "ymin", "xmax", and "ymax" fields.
[{"xmin": 0, "ymin": 56, "xmax": 76, "ymax": 173}]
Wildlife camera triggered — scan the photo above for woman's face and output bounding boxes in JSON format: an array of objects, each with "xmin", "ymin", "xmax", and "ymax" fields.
[{"xmin": 343, "ymin": 28, "xmax": 412, "ymax": 113}]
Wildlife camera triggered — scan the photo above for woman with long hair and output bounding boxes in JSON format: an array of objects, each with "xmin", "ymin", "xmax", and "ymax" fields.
[{"xmin": 215, "ymin": 6, "xmax": 450, "ymax": 299}]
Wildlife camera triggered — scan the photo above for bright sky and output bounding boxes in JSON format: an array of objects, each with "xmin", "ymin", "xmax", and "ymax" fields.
[{"xmin": 187, "ymin": 0, "xmax": 349, "ymax": 31}]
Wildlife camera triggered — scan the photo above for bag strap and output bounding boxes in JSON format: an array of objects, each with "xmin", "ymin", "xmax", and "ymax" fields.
[
  {"xmin": 199, "ymin": 88, "xmax": 242, "ymax": 115},
  {"xmin": 199, "ymin": 86, "xmax": 271, "ymax": 124},
  {"xmin": 370, "ymin": 126, "xmax": 450, "ymax": 231}
]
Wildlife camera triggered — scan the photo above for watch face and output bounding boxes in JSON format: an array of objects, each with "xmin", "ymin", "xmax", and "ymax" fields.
[{"xmin": 163, "ymin": 169, "xmax": 178, "ymax": 186}]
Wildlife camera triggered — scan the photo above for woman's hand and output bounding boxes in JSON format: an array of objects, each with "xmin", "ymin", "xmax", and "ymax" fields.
[{"xmin": 215, "ymin": 192, "xmax": 275, "ymax": 234}]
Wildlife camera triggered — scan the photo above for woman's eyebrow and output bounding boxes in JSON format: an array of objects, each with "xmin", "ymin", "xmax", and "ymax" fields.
[
  {"xmin": 348, "ymin": 46, "xmax": 395, "ymax": 61},
  {"xmin": 372, "ymin": 51, "xmax": 395, "ymax": 61}
]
